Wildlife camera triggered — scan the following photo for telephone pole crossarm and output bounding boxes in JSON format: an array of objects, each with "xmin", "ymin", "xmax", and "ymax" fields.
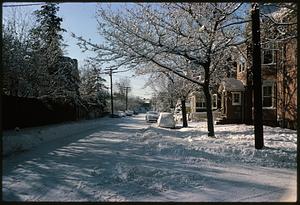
[
  {"xmin": 102, "ymin": 68, "xmax": 131, "ymax": 117},
  {"xmin": 124, "ymin": 86, "xmax": 130, "ymax": 110},
  {"xmin": 119, "ymin": 86, "xmax": 131, "ymax": 110}
]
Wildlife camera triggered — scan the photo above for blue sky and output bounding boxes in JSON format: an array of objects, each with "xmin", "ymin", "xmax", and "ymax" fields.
[{"xmin": 2, "ymin": 2, "xmax": 153, "ymax": 98}]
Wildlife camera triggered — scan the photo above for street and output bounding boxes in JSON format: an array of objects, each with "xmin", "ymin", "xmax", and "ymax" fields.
[{"xmin": 2, "ymin": 115, "xmax": 296, "ymax": 202}]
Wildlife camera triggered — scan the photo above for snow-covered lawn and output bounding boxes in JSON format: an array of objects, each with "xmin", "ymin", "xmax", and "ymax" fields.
[{"xmin": 2, "ymin": 115, "xmax": 297, "ymax": 202}]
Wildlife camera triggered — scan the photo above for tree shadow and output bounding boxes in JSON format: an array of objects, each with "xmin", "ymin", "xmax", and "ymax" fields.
[{"xmin": 2, "ymin": 116, "xmax": 296, "ymax": 201}]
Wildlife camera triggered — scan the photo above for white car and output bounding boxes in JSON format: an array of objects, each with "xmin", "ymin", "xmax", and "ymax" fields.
[
  {"xmin": 145, "ymin": 111, "xmax": 159, "ymax": 122},
  {"xmin": 125, "ymin": 110, "xmax": 134, "ymax": 116},
  {"xmin": 117, "ymin": 111, "xmax": 126, "ymax": 117},
  {"xmin": 157, "ymin": 112, "xmax": 176, "ymax": 128}
]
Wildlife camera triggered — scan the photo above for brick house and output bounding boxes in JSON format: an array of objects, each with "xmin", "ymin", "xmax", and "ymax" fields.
[
  {"xmin": 217, "ymin": 7, "xmax": 297, "ymax": 129},
  {"xmin": 217, "ymin": 78, "xmax": 245, "ymax": 123},
  {"xmin": 187, "ymin": 90, "xmax": 220, "ymax": 121}
]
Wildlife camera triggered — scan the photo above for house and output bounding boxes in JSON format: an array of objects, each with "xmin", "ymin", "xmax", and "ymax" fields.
[
  {"xmin": 217, "ymin": 6, "xmax": 297, "ymax": 129},
  {"xmin": 187, "ymin": 90, "xmax": 220, "ymax": 121},
  {"xmin": 217, "ymin": 78, "xmax": 245, "ymax": 123}
]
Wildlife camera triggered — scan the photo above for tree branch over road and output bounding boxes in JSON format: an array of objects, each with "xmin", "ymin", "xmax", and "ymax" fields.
[{"xmin": 73, "ymin": 3, "xmax": 248, "ymax": 136}]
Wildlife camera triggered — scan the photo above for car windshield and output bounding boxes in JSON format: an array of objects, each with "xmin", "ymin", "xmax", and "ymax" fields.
[{"xmin": 148, "ymin": 111, "xmax": 158, "ymax": 115}]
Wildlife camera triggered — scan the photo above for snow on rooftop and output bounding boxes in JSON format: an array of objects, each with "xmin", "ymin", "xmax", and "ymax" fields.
[
  {"xmin": 270, "ymin": 6, "xmax": 293, "ymax": 20},
  {"xmin": 261, "ymin": 4, "xmax": 294, "ymax": 21},
  {"xmin": 219, "ymin": 78, "xmax": 245, "ymax": 92}
]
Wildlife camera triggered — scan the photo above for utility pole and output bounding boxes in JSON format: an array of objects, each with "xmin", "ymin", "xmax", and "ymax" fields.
[
  {"xmin": 119, "ymin": 86, "xmax": 130, "ymax": 110},
  {"xmin": 251, "ymin": 3, "xmax": 264, "ymax": 149},
  {"xmin": 124, "ymin": 86, "xmax": 130, "ymax": 110},
  {"xmin": 104, "ymin": 68, "xmax": 118, "ymax": 117}
]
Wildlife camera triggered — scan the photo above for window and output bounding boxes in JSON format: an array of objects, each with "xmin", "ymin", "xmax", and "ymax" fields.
[
  {"xmin": 212, "ymin": 94, "xmax": 217, "ymax": 109},
  {"xmin": 262, "ymin": 42, "xmax": 277, "ymax": 65},
  {"xmin": 196, "ymin": 97, "xmax": 206, "ymax": 108},
  {"xmin": 262, "ymin": 49, "xmax": 275, "ymax": 64},
  {"xmin": 241, "ymin": 62, "xmax": 246, "ymax": 72},
  {"xmin": 262, "ymin": 83, "xmax": 274, "ymax": 108},
  {"xmin": 238, "ymin": 64, "xmax": 241, "ymax": 72},
  {"xmin": 237, "ymin": 57, "xmax": 246, "ymax": 73},
  {"xmin": 232, "ymin": 92, "xmax": 241, "ymax": 105}
]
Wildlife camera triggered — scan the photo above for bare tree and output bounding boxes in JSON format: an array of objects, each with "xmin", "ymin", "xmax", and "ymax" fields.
[
  {"xmin": 113, "ymin": 77, "xmax": 131, "ymax": 111},
  {"xmin": 260, "ymin": 3, "xmax": 297, "ymax": 129},
  {"xmin": 3, "ymin": 7, "xmax": 36, "ymax": 44},
  {"xmin": 144, "ymin": 67, "xmax": 196, "ymax": 127},
  {"xmin": 115, "ymin": 77, "xmax": 131, "ymax": 97},
  {"xmin": 79, "ymin": 60, "xmax": 109, "ymax": 116},
  {"xmin": 73, "ymin": 3, "xmax": 248, "ymax": 136},
  {"xmin": 2, "ymin": 7, "xmax": 40, "ymax": 97},
  {"xmin": 146, "ymin": 72, "xmax": 177, "ymax": 112},
  {"xmin": 260, "ymin": 3, "xmax": 297, "ymax": 41}
]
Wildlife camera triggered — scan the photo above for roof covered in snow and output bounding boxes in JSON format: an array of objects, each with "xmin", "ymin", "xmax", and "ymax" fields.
[
  {"xmin": 261, "ymin": 4, "xmax": 295, "ymax": 21},
  {"xmin": 270, "ymin": 6, "xmax": 293, "ymax": 20},
  {"xmin": 218, "ymin": 78, "xmax": 245, "ymax": 92}
]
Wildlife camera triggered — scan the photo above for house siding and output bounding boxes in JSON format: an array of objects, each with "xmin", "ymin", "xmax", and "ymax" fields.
[
  {"xmin": 233, "ymin": 10, "xmax": 297, "ymax": 129},
  {"xmin": 218, "ymin": 39, "xmax": 296, "ymax": 129},
  {"xmin": 276, "ymin": 38, "xmax": 297, "ymax": 129}
]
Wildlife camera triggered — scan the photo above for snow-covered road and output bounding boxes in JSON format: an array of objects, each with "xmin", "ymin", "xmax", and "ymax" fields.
[{"xmin": 2, "ymin": 115, "xmax": 297, "ymax": 202}]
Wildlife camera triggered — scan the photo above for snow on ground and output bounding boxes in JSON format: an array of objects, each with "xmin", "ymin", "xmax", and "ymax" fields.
[
  {"xmin": 2, "ymin": 117, "xmax": 116, "ymax": 156},
  {"xmin": 2, "ymin": 115, "xmax": 297, "ymax": 202}
]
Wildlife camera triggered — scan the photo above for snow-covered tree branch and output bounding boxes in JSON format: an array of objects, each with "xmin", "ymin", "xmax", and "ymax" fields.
[{"xmin": 73, "ymin": 3, "xmax": 247, "ymax": 136}]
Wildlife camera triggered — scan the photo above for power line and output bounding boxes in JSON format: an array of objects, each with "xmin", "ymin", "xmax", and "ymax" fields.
[
  {"xmin": 3, "ymin": 3, "xmax": 45, "ymax": 7},
  {"xmin": 99, "ymin": 68, "xmax": 131, "ymax": 75}
]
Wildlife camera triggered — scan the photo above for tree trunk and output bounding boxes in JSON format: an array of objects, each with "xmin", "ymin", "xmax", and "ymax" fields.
[
  {"xmin": 181, "ymin": 99, "xmax": 188, "ymax": 127},
  {"xmin": 203, "ymin": 84, "xmax": 215, "ymax": 137}
]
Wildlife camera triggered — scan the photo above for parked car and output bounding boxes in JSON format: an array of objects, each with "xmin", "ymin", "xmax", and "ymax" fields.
[
  {"xmin": 157, "ymin": 112, "xmax": 176, "ymax": 128},
  {"xmin": 117, "ymin": 111, "xmax": 126, "ymax": 117},
  {"xmin": 125, "ymin": 110, "xmax": 134, "ymax": 116},
  {"xmin": 145, "ymin": 111, "xmax": 159, "ymax": 122},
  {"xmin": 111, "ymin": 113, "xmax": 121, "ymax": 118}
]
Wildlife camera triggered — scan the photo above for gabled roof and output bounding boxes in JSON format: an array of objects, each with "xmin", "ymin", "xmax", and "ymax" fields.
[{"xmin": 218, "ymin": 78, "xmax": 245, "ymax": 92}]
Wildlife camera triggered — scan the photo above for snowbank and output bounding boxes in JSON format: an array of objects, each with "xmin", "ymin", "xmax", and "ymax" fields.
[
  {"xmin": 131, "ymin": 122, "xmax": 297, "ymax": 169},
  {"xmin": 2, "ymin": 117, "xmax": 115, "ymax": 156}
]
